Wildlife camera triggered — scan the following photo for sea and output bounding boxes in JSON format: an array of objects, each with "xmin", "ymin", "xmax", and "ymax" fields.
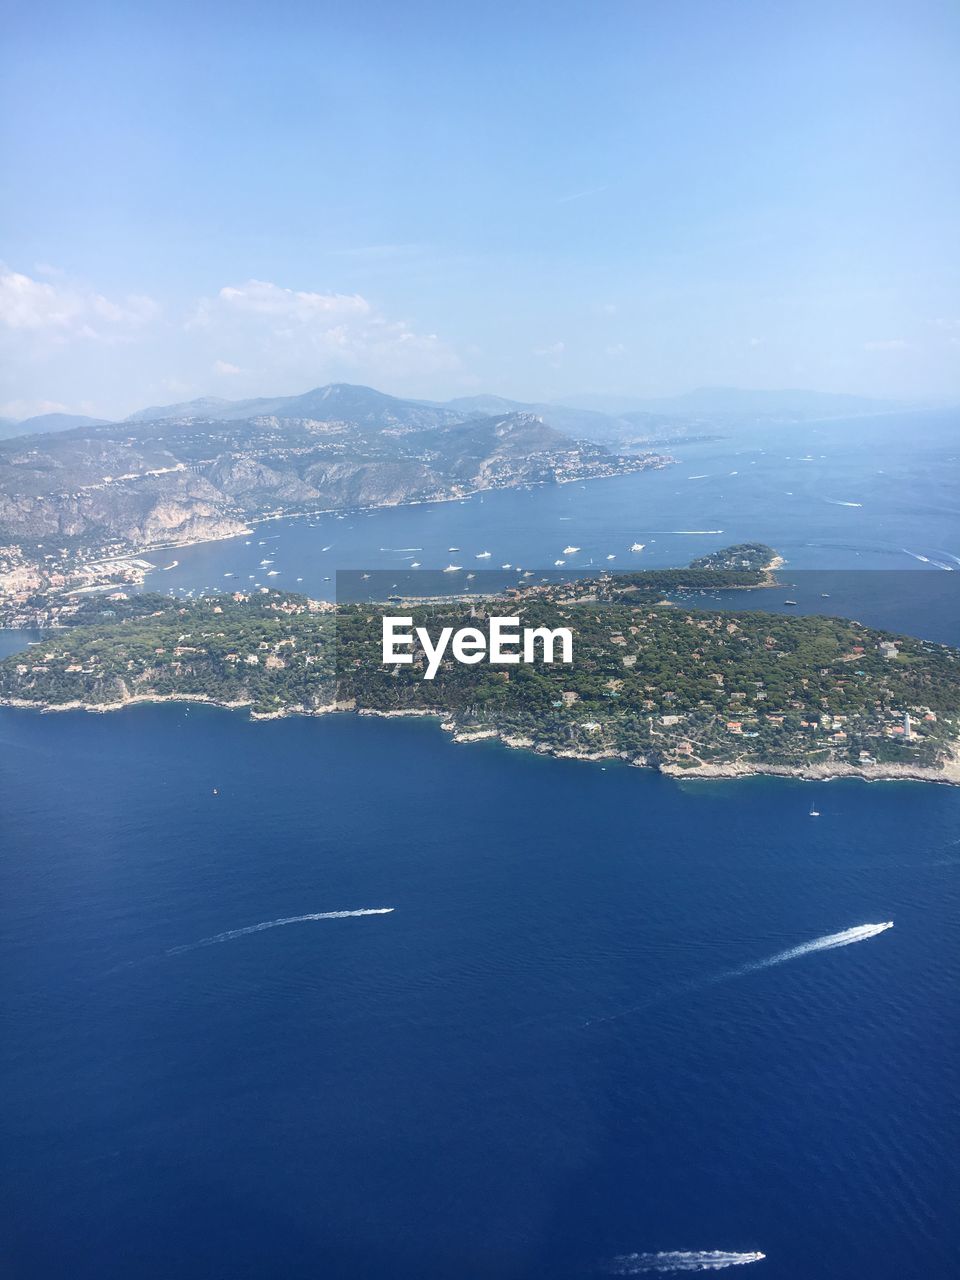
[{"xmin": 1, "ymin": 409, "xmax": 958, "ymax": 1279}]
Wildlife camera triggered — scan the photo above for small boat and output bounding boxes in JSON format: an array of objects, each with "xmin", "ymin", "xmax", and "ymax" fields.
[
  {"xmin": 554, "ymin": 559, "xmax": 566, "ymax": 566},
  {"xmin": 476, "ymin": 551, "xmax": 491, "ymax": 559},
  {"xmin": 784, "ymin": 599, "xmax": 798, "ymax": 606},
  {"xmin": 631, "ymin": 542, "xmax": 645, "ymax": 552},
  {"xmin": 443, "ymin": 564, "xmax": 462, "ymax": 572},
  {"xmin": 809, "ymin": 806, "xmax": 820, "ymax": 817},
  {"xmin": 411, "ymin": 561, "xmax": 421, "ymax": 568},
  {"xmin": 563, "ymin": 545, "xmax": 580, "ymax": 555},
  {"xmin": 448, "ymin": 547, "xmax": 460, "ymax": 552}
]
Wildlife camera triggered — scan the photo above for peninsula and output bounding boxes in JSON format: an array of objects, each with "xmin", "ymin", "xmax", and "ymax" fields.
[{"xmin": 2, "ymin": 545, "xmax": 958, "ymax": 784}]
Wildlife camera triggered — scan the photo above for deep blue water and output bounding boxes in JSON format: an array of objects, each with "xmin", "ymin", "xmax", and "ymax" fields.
[
  {"xmin": 2, "ymin": 409, "xmax": 959, "ymax": 1278},
  {"xmin": 1, "ymin": 710, "xmax": 958, "ymax": 1279}
]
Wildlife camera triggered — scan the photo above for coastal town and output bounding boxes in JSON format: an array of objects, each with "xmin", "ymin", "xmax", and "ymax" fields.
[
  {"xmin": 0, "ymin": 392, "xmax": 673, "ymax": 627},
  {"xmin": 0, "ymin": 542, "xmax": 162, "ymax": 628}
]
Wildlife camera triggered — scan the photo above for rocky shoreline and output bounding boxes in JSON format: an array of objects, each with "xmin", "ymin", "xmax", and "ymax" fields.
[
  {"xmin": 659, "ymin": 755, "xmax": 960, "ymax": 786},
  {"xmin": 0, "ymin": 455, "xmax": 674, "ymax": 626},
  {"xmin": 3, "ymin": 691, "xmax": 956, "ymax": 786}
]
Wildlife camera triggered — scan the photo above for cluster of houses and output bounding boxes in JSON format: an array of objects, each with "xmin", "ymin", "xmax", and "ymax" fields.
[{"xmin": 544, "ymin": 615, "xmax": 941, "ymax": 764}]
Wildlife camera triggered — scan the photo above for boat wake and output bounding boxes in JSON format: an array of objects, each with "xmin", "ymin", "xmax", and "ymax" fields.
[
  {"xmin": 731, "ymin": 921, "xmax": 893, "ymax": 977},
  {"xmin": 167, "ymin": 909, "xmax": 395, "ymax": 954},
  {"xmin": 585, "ymin": 923, "xmax": 892, "ymax": 1027},
  {"xmin": 901, "ymin": 548, "xmax": 954, "ymax": 570},
  {"xmin": 609, "ymin": 1251, "xmax": 766, "ymax": 1273}
]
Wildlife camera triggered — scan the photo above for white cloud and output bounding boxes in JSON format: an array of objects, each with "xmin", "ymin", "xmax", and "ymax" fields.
[
  {"xmin": 0, "ymin": 266, "xmax": 157, "ymax": 341},
  {"xmin": 0, "ymin": 267, "xmax": 469, "ymax": 415},
  {"xmin": 532, "ymin": 340, "xmax": 565, "ymax": 371},
  {"xmin": 214, "ymin": 280, "xmax": 370, "ymax": 323},
  {"xmin": 863, "ymin": 338, "xmax": 909, "ymax": 351},
  {"xmin": 748, "ymin": 336, "xmax": 764, "ymax": 347},
  {"xmin": 0, "ymin": 397, "xmax": 70, "ymax": 420},
  {"xmin": 189, "ymin": 279, "xmax": 461, "ymax": 386},
  {"xmin": 606, "ymin": 343, "xmax": 626, "ymax": 357}
]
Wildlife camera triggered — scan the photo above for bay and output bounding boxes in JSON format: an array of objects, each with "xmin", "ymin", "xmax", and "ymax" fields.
[{"xmin": 1, "ymin": 408, "xmax": 959, "ymax": 1278}]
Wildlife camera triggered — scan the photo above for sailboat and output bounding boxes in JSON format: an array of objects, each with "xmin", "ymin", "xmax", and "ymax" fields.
[{"xmin": 809, "ymin": 805, "xmax": 820, "ymax": 817}]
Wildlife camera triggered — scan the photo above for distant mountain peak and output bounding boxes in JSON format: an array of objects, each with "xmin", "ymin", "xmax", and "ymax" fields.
[
  {"xmin": 124, "ymin": 382, "xmax": 446, "ymax": 427},
  {"xmin": 0, "ymin": 411, "xmax": 114, "ymax": 440}
]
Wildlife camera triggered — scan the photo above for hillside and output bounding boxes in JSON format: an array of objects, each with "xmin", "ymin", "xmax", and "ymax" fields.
[
  {"xmin": 125, "ymin": 382, "xmax": 464, "ymax": 429},
  {"xmin": 0, "ymin": 398, "xmax": 670, "ymax": 564},
  {"xmin": 0, "ymin": 413, "xmax": 114, "ymax": 440},
  {"xmin": 2, "ymin": 561, "xmax": 958, "ymax": 783}
]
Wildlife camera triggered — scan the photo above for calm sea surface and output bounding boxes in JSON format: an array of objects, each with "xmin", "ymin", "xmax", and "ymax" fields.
[
  {"xmin": 1, "ymin": 410, "xmax": 958, "ymax": 1279},
  {"xmin": 143, "ymin": 410, "xmax": 960, "ymax": 600}
]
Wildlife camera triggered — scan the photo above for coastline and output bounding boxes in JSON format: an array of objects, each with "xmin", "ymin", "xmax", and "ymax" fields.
[
  {"xmin": 2, "ymin": 691, "xmax": 956, "ymax": 786},
  {"xmin": 1, "ymin": 454, "xmax": 673, "ymax": 619},
  {"xmin": 659, "ymin": 755, "xmax": 960, "ymax": 786}
]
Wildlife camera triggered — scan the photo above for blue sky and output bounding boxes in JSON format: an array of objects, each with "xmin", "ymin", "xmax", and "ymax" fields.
[{"xmin": 2, "ymin": 0, "xmax": 958, "ymax": 418}]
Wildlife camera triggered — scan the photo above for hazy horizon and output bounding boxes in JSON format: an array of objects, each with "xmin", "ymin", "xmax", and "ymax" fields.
[
  {"xmin": 4, "ymin": 379, "xmax": 949, "ymax": 429},
  {"xmin": 3, "ymin": 0, "xmax": 959, "ymax": 419}
]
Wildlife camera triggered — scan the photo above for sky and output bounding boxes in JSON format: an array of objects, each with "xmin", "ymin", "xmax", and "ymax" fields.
[{"xmin": 2, "ymin": 0, "xmax": 959, "ymax": 420}]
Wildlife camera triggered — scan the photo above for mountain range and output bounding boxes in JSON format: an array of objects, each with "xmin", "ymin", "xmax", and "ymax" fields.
[
  {"xmin": 0, "ymin": 383, "xmax": 919, "ymax": 444},
  {"xmin": 0, "ymin": 398, "xmax": 669, "ymax": 554}
]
